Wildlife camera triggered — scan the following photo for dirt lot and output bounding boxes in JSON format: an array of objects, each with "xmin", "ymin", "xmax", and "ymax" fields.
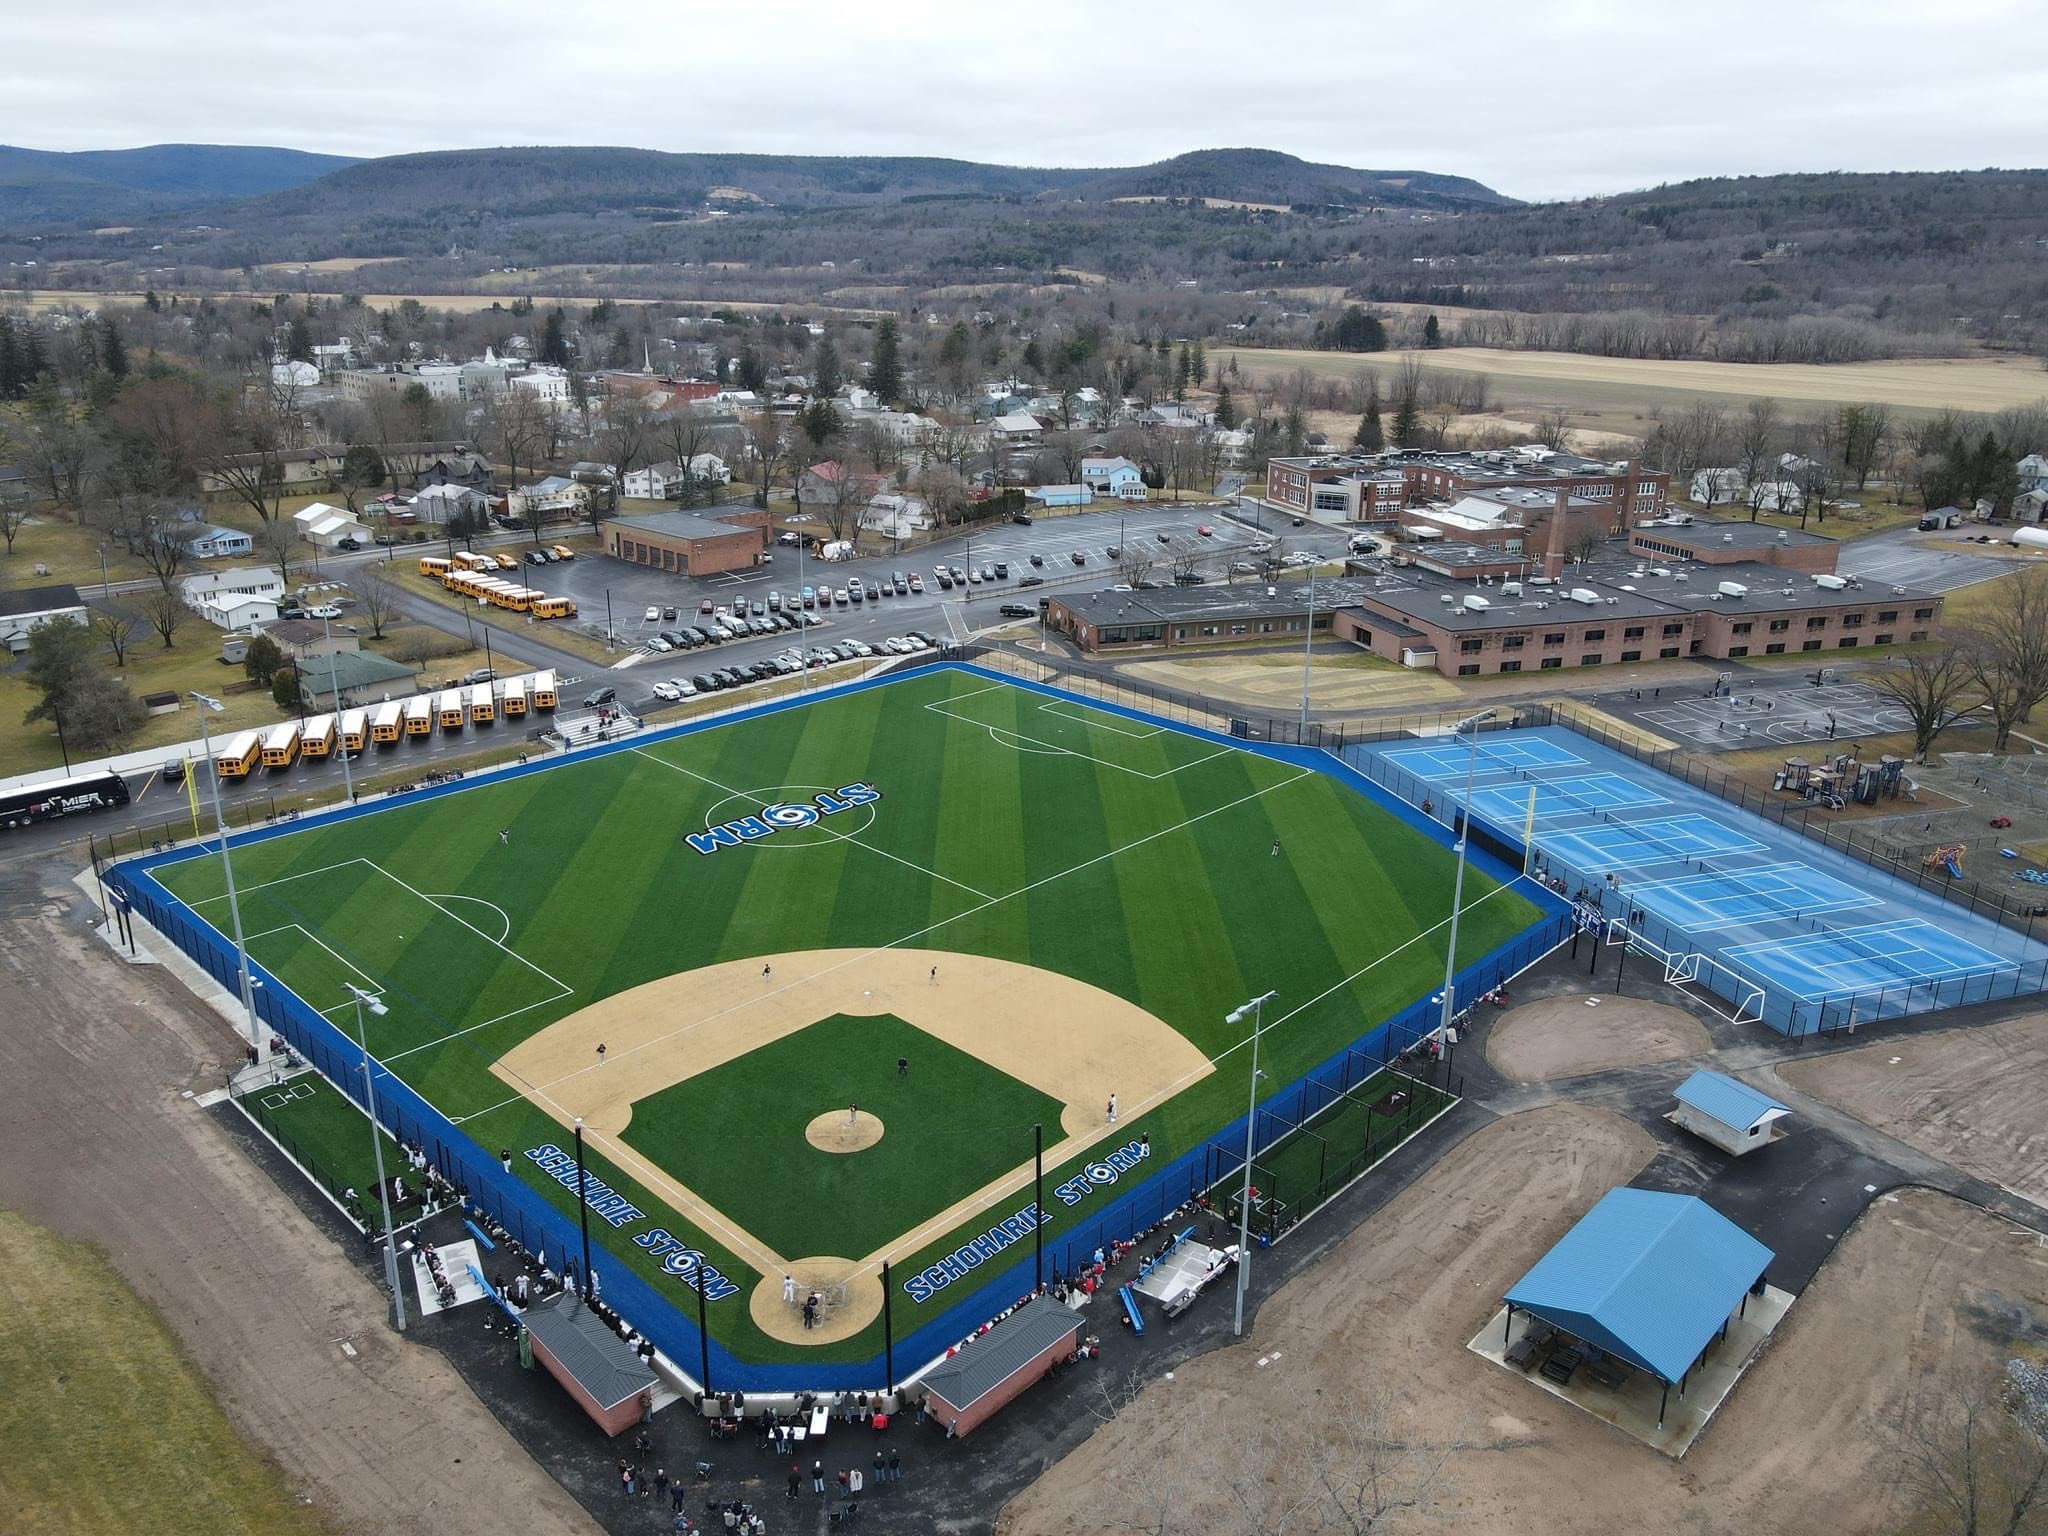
[
  {"xmin": 1485, "ymin": 995, "xmax": 1710, "ymax": 1082},
  {"xmin": 1781, "ymin": 1014, "xmax": 2048, "ymax": 1208},
  {"xmin": 999, "ymin": 1105, "xmax": 2048, "ymax": 1536},
  {"xmin": 1120, "ymin": 649, "xmax": 1461, "ymax": 713},
  {"xmin": 1213, "ymin": 345, "xmax": 2048, "ymax": 427},
  {"xmin": 0, "ymin": 857, "xmax": 594, "ymax": 1536}
]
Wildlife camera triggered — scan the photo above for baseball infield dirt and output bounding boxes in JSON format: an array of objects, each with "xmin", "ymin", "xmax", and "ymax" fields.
[
  {"xmin": 494, "ymin": 948, "xmax": 1212, "ymax": 1347},
  {"xmin": 1485, "ymin": 993, "xmax": 1710, "ymax": 1082},
  {"xmin": 806, "ymin": 1108, "xmax": 885, "ymax": 1152},
  {"xmin": 1000, "ymin": 1105, "xmax": 2048, "ymax": 1536}
]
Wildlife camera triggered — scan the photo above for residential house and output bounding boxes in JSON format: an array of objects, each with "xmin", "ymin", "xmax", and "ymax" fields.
[
  {"xmin": 1211, "ymin": 428, "xmax": 1253, "ymax": 466},
  {"xmin": 507, "ymin": 365, "xmax": 571, "ymax": 407},
  {"xmin": 2015, "ymin": 488, "xmax": 2048, "ymax": 524},
  {"xmin": 2019, "ymin": 454, "xmax": 2048, "ymax": 495},
  {"xmin": 1080, "ymin": 456, "xmax": 1147, "ymax": 500},
  {"xmin": 623, "ymin": 462, "xmax": 689, "ymax": 500},
  {"xmin": 257, "ymin": 619, "xmax": 361, "ymax": 665},
  {"xmin": 190, "ymin": 525, "xmax": 255, "ymax": 559},
  {"xmin": 1689, "ymin": 468, "xmax": 1745, "ymax": 506},
  {"xmin": 199, "ymin": 591, "xmax": 280, "ymax": 631},
  {"xmin": 687, "ymin": 452, "xmax": 732, "ymax": 486},
  {"xmin": 798, "ymin": 461, "xmax": 895, "ymax": 506},
  {"xmin": 270, "ymin": 359, "xmax": 320, "ymax": 390},
  {"xmin": 412, "ymin": 448, "xmax": 494, "ymax": 492},
  {"xmin": 183, "ymin": 568, "xmax": 285, "ymax": 608},
  {"xmin": 1747, "ymin": 481, "xmax": 1805, "ymax": 514},
  {"xmin": 410, "ymin": 483, "xmax": 490, "ymax": 526},
  {"xmin": 1143, "ymin": 402, "xmax": 1210, "ymax": 431},
  {"xmin": 0, "ymin": 584, "xmax": 88, "ymax": 654},
  {"xmin": 511, "ymin": 476, "xmax": 591, "ymax": 520},
  {"xmin": 198, "ymin": 443, "xmax": 345, "ymax": 498},
  {"xmin": 864, "ymin": 494, "xmax": 930, "ymax": 540},
  {"xmin": 990, "ymin": 412, "xmax": 1045, "ymax": 452},
  {"xmin": 292, "ymin": 502, "xmax": 373, "ymax": 547},
  {"xmin": 1028, "ymin": 485, "xmax": 1092, "ymax": 509},
  {"xmin": 297, "ymin": 650, "xmax": 419, "ymax": 708}
]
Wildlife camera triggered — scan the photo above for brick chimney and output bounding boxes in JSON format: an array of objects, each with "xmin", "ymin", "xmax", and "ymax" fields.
[{"xmin": 1542, "ymin": 487, "xmax": 1571, "ymax": 581}]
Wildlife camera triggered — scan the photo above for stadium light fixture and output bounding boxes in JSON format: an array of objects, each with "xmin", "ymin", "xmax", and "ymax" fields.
[
  {"xmin": 190, "ymin": 691, "xmax": 264, "ymax": 1070},
  {"xmin": 1434, "ymin": 710, "xmax": 1499, "ymax": 1071},
  {"xmin": 345, "ymin": 982, "xmax": 404, "ymax": 1332},
  {"xmin": 1227, "ymin": 988, "xmax": 1278, "ymax": 1338}
]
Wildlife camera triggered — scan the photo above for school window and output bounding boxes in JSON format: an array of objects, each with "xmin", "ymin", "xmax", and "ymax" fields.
[
  {"xmin": 1201, "ymin": 625, "xmax": 1219, "ymax": 637},
  {"xmin": 1909, "ymin": 630, "xmax": 1929, "ymax": 641},
  {"xmin": 1766, "ymin": 643, "xmax": 1786, "ymax": 654},
  {"xmin": 1458, "ymin": 664, "xmax": 1479, "ymax": 676},
  {"xmin": 1540, "ymin": 657, "xmax": 1562, "ymax": 669},
  {"xmin": 1623, "ymin": 625, "xmax": 1646, "ymax": 639},
  {"xmin": 1584, "ymin": 628, "xmax": 1606, "ymax": 641},
  {"xmin": 1875, "ymin": 633, "xmax": 1893, "ymax": 645},
  {"xmin": 1915, "ymin": 608, "xmax": 1935, "ymax": 620},
  {"xmin": 1580, "ymin": 654, "xmax": 1602, "ymax": 666},
  {"xmin": 1544, "ymin": 632, "xmax": 1565, "ymax": 645},
  {"xmin": 1502, "ymin": 634, "xmax": 1526, "ymax": 650},
  {"xmin": 1460, "ymin": 638, "xmax": 1483, "ymax": 653},
  {"xmin": 1173, "ymin": 627, "xmax": 1187, "ymax": 640},
  {"xmin": 1878, "ymin": 609, "xmax": 1899, "ymax": 622},
  {"xmin": 1842, "ymin": 612, "xmax": 1863, "ymax": 627},
  {"xmin": 1499, "ymin": 659, "xmax": 1521, "ymax": 672},
  {"xmin": 1230, "ymin": 624, "xmax": 1247, "ymax": 636},
  {"xmin": 1802, "ymin": 639, "xmax": 1822, "ymax": 651},
  {"xmin": 1662, "ymin": 623, "xmax": 1684, "ymax": 637},
  {"xmin": 1732, "ymin": 621, "xmax": 1753, "ymax": 635},
  {"xmin": 1769, "ymin": 619, "xmax": 1791, "ymax": 633},
  {"xmin": 1659, "ymin": 647, "xmax": 1680, "ymax": 658},
  {"xmin": 1806, "ymin": 617, "xmax": 1827, "ymax": 630},
  {"xmin": 1728, "ymin": 645, "xmax": 1749, "ymax": 657},
  {"xmin": 1356, "ymin": 628, "xmax": 1373, "ymax": 646},
  {"xmin": 1838, "ymin": 638, "xmax": 1858, "ymax": 648},
  {"xmin": 1620, "ymin": 649, "xmax": 1642, "ymax": 662}
]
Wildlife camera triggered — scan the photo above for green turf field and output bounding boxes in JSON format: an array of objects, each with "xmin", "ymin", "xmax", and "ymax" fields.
[
  {"xmin": 235, "ymin": 1071, "xmax": 417, "ymax": 1230},
  {"xmin": 145, "ymin": 667, "xmax": 1545, "ymax": 1366}
]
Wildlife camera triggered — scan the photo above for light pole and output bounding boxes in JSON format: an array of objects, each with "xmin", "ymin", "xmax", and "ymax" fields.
[
  {"xmin": 1227, "ymin": 989, "xmax": 1277, "ymax": 1337},
  {"xmin": 1299, "ymin": 562, "xmax": 1318, "ymax": 732},
  {"xmin": 321, "ymin": 613, "xmax": 354, "ymax": 805},
  {"xmin": 191, "ymin": 692, "xmax": 265, "ymax": 1066},
  {"xmin": 1435, "ymin": 709, "xmax": 1498, "ymax": 1065},
  {"xmin": 345, "ymin": 983, "xmax": 406, "ymax": 1332}
]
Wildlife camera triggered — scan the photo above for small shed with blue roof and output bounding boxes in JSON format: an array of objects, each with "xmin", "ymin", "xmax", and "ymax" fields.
[
  {"xmin": 1503, "ymin": 1187, "xmax": 1773, "ymax": 1427},
  {"xmin": 1668, "ymin": 1070, "xmax": 1791, "ymax": 1156}
]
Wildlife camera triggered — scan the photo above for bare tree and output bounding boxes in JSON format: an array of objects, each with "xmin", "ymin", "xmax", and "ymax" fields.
[
  {"xmin": 593, "ymin": 393, "xmax": 656, "ymax": 507},
  {"xmin": 1869, "ymin": 649, "xmax": 1981, "ymax": 761},
  {"xmin": 1566, "ymin": 526, "xmax": 1610, "ymax": 567},
  {"xmin": 1893, "ymin": 1386, "xmax": 2048, "ymax": 1536},
  {"xmin": 351, "ymin": 566, "xmax": 404, "ymax": 640},
  {"xmin": 1534, "ymin": 403, "xmax": 1575, "ymax": 452},
  {"xmin": 819, "ymin": 459, "xmax": 874, "ymax": 543},
  {"xmin": 1960, "ymin": 567, "xmax": 2048, "ymax": 751},
  {"xmin": 743, "ymin": 411, "xmax": 790, "ymax": 509},
  {"xmin": 136, "ymin": 518, "xmax": 202, "ymax": 593},
  {"xmin": 1735, "ymin": 396, "xmax": 1783, "ymax": 502},
  {"xmin": 203, "ymin": 390, "xmax": 302, "ymax": 524},
  {"xmin": 90, "ymin": 602, "xmax": 145, "ymax": 667},
  {"xmin": 1118, "ymin": 545, "xmax": 1157, "ymax": 586},
  {"xmin": 480, "ymin": 389, "xmax": 550, "ymax": 512},
  {"xmin": 142, "ymin": 589, "xmax": 187, "ymax": 649},
  {"xmin": 258, "ymin": 517, "xmax": 300, "ymax": 588},
  {"xmin": 0, "ymin": 493, "xmax": 30, "ymax": 555}
]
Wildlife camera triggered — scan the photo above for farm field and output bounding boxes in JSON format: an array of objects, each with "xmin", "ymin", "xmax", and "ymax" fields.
[
  {"xmin": 1212, "ymin": 345, "xmax": 2048, "ymax": 426},
  {"xmin": 130, "ymin": 665, "xmax": 1545, "ymax": 1373}
]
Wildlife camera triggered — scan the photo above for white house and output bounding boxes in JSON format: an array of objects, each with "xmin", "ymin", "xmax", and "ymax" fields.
[
  {"xmin": 863, "ymin": 494, "xmax": 930, "ymax": 541},
  {"xmin": 270, "ymin": 359, "xmax": 320, "ymax": 390},
  {"xmin": 990, "ymin": 412, "xmax": 1045, "ymax": 450},
  {"xmin": 687, "ymin": 452, "xmax": 732, "ymax": 486},
  {"xmin": 2019, "ymin": 454, "xmax": 2048, "ymax": 494},
  {"xmin": 509, "ymin": 365, "xmax": 571, "ymax": 407},
  {"xmin": 1689, "ymin": 468, "xmax": 1745, "ymax": 506},
  {"xmin": 511, "ymin": 476, "xmax": 590, "ymax": 519},
  {"xmin": 1748, "ymin": 481, "xmax": 1804, "ymax": 514},
  {"xmin": 1080, "ymin": 456, "xmax": 1147, "ymax": 500},
  {"xmin": 1211, "ymin": 427, "xmax": 1253, "ymax": 465},
  {"xmin": 292, "ymin": 502, "xmax": 372, "ymax": 547},
  {"xmin": 2015, "ymin": 488, "xmax": 2048, "ymax": 524},
  {"xmin": 623, "ymin": 461, "xmax": 689, "ymax": 500},
  {"xmin": 0, "ymin": 583, "xmax": 89, "ymax": 654},
  {"xmin": 200, "ymin": 591, "xmax": 281, "ymax": 631},
  {"xmin": 190, "ymin": 525, "xmax": 255, "ymax": 559},
  {"xmin": 181, "ymin": 567, "xmax": 285, "ymax": 609}
]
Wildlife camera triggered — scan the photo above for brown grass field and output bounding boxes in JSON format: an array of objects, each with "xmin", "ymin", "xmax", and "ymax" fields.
[{"xmin": 1214, "ymin": 345, "xmax": 2048, "ymax": 426}]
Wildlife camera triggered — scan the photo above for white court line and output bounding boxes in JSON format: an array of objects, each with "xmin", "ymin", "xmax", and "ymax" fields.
[
  {"xmin": 425, "ymin": 892, "xmax": 514, "ymax": 946},
  {"xmin": 177, "ymin": 859, "xmax": 376, "ymax": 906},
  {"xmin": 626, "ymin": 746, "xmax": 995, "ymax": 902},
  {"xmin": 1038, "ymin": 697, "xmax": 1164, "ymax": 739},
  {"xmin": 452, "ymin": 758, "xmax": 1321, "ymax": 1126},
  {"xmin": 922, "ymin": 697, "xmax": 1237, "ymax": 780}
]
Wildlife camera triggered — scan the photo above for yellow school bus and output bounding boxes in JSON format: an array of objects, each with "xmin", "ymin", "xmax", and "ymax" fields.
[
  {"xmin": 404, "ymin": 696, "xmax": 433, "ymax": 737},
  {"xmin": 468, "ymin": 682, "xmax": 495, "ymax": 725},
  {"xmin": 419, "ymin": 555, "xmax": 453, "ymax": 580},
  {"xmin": 531, "ymin": 669, "xmax": 558, "ymax": 709},
  {"xmin": 437, "ymin": 689, "xmax": 466, "ymax": 730},
  {"xmin": 501, "ymin": 676, "xmax": 528, "ymax": 717},
  {"xmin": 531, "ymin": 596, "xmax": 577, "ymax": 620},
  {"xmin": 451, "ymin": 550, "xmax": 493, "ymax": 572},
  {"xmin": 339, "ymin": 708, "xmax": 369, "ymax": 753},
  {"xmin": 300, "ymin": 714, "xmax": 337, "ymax": 760},
  {"xmin": 215, "ymin": 730, "xmax": 263, "ymax": 780},
  {"xmin": 372, "ymin": 700, "xmax": 404, "ymax": 745},
  {"xmin": 261, "ymin": 721, "xmax": 302, "ymax": 770}
]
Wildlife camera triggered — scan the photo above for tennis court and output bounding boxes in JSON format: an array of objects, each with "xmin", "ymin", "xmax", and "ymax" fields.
[
  {"xmin": 1723, "ymin": 919, "xmax": 2020, "ymax": 1001},
  {"xmin": 1531, "ymin": 814, "xmax": 1771, "ymax": 874},
  {"xmin": 1631, "ymin": 862, "xmax": 1881, "ymax": 933},
  {"xmin": 1379, "ymin": 737, "xmax": 1586, "ymax": 783},
  {"xmin": 1467, "ymin": 772, "xmax": 1667, "ymax": 826}
]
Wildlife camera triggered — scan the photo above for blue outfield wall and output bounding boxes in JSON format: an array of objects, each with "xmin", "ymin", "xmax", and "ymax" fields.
[{"xmin": 107, "ymin": 660, "xmax": 1567, "ymax": 1395}]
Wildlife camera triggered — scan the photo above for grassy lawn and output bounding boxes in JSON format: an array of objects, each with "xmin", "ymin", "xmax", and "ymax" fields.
[
  {"xmin": 624, "ymin": 1012, "xmax": 1064, "ymax": 1259},
  {"xmin": 136, "ymin": 668, "xmax": 1545, "ymax": 1368},
  {"xmin": 0, "ymin": 1209, "xmax": 331, "ymax": 1536},
  {"xmin": 384, "ymin": 562, "xmax": 618, "ymax": 665}
]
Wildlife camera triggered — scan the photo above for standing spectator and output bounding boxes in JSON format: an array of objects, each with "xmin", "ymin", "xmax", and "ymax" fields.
[
  {"xmin": 849, "ymin": 1467, "xmax": 864, "ymax": 1499},
  {"xmin": 812, "ymin": 1460, "xmax": 825, "ymax": 1495},
  {"xmin": 634, "ymin": 1429, "xmax": 651, "ymax": 1465},
  {"xmin": 888, "ymin": 1448, "xmax": 902, "ymax": 1483},
  {"xmin": 653, "ymin": 1467, "xmax": 669, "ymax": 1504},
  {"xmin": 873, "ymin": 1449, "xmax": 886, "ymax": 1487},
  {"xmin": 788, "ymin": 1463, "xmax": 801, "ymax": 1500}
]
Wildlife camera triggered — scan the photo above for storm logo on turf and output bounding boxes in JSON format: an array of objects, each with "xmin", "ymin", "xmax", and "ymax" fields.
[{"xmin": 686, "ymin": 783, "xmax": 881, "ymax": 855}]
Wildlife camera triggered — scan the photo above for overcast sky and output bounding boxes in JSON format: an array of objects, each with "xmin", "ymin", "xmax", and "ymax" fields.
[{"xmin": 11, "ymin": 0, "xmax": 2046, "ymax": 201}]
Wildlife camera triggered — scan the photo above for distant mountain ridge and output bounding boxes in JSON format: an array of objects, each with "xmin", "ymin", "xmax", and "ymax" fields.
[
  {"xmin": 0, "ymin": 143, "xmax": 360, "ymax": 223},
  {"xmin": 0, "ymin": 143, "xmax": 1511, "ymax": 228}
]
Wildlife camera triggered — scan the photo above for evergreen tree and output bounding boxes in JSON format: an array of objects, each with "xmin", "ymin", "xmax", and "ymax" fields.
[
  {"xmin": 1422, "ymin": 313, "xmax": 1442, "ymax": 347},
  {"xmin": 1324, "ymin": 307, "xmax": 1388, "ymax": 352},
  {"xmin": 868, "ymin": 317, "xmax": 903, "ymax": 405},
  {"xmin": 0, "ymin": 317, "xmax": 19, "ymax": 399},
  {"xmin": 143, "ymin": 289, "xmax": 161, "ymax": 312},
  {"xmin": 939, "ymin": 322, "xmax": 972, "ymax": 371},
  {"xmin": 1021, "ymin": 338, "xmax": 1044, "ymax": 375},
  {"xmin": 19, "ymin": 319, "xmax": 47, "ymax": 387},
  {"xmin": 799, "ymin": 399, "xmax": 840, "ymax": 451},
  {"xmin": 608, "ymin": 323, "xmax": 633, "ymax": 368},
  {"xmin": 1174, "ymin": 345, "xmax": 1192, "ymax": 401},
  {"xmin": 1354, "ymin": 403, "xmax": 1385, "ymax": 451},
  {"xmin": 539, "ymin": 308, "xmax": 571, "ymax": 367},
  {"xmin": 1191, "ymin": 340, "xmax": 1207, "ymax": 386},
  {"xmin": 1392, "ymin": 391, "xmax": 1421, "ymax": 449},
  {"xmin": 284, "ymin": 314, "xmax": 312, "ymax": 364},
  {"xmin": 737, "ymin": 347, "xmax": 767, "ymax": 395},
  {"xmin": 813, "ymin": 334, "xmax": 843, "ymax": 397},
  {"xmin": 1214, "ymin": 384, "xmax": 1236, "ymax": 430}
]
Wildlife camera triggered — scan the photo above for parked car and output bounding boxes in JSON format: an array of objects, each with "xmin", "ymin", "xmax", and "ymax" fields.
[
  {"xmin": 691, "ymin": 673, "xmax": 717, "ymax": 693},
  {"xmin": 663, "ymin": 606, "xmax": 678, "ymax": 621},
  {"xmin": 750, "ymin": 599, "xmax": 767, "ymax": 617},
  {"xmin": 644, "ymin": 606, "xmax": 661, "ymax": 622},
  {"xmin": 980, "ymin": 564, "xmax": 995, "ymax": 581},
  {"xmin": 1156, "ymin": 531, "xmax": 1173, "ymax": 544},
  {"xmin": 936, "ymin": 571, "xmax": 953, "ymax": 589},
  {"xmin": 1197, "ymin": 525, "xmax": 1215, "ymax": 537},
  {"xmin": 306, "ymin": 604, "xmax": 343, "ymax": 619},
  {"xmin": 337, "ymin": 537, "xmax": 362, "ymax": 551},
  {"xmin": 1012, "ymin": 513, "xmax": 1033, "ymax": 525},
  {"xmin": 1175, "ymin": 572, "xmax": 1206, "ymax": 585},
  {"xmin": 647, "ymin": 636, "xmax": 672, "ymax": 652},
  {"xmin": 909, "ymin": 573, "xmax": 925, "ymax": 593},
  {"xmin": 669, "ymin": 677, "xmax": 698, "ymax": 697},
  {"xmin": 1070, "ymin": 551, "xmax": 1087, "ymax": 565},
  {"xmin": 1019, "ymin": 575, "xmax": 1044, "ymax": 588},
  {"xmin": 999, "ymin": 603, "xmax": 1035, "ymax": 618},
  {"xmin": 1028, "ymin": 553, "xmax": 1044, "ymax": 566},
  {"xmin": 700, "ymin": 599, "xmax": 716, "ymax": 614},
  {"xmin": 993, "ymin": 561, "xmax": 1009, "ymax": 578},
  {"xmin": 652, "ymin": 681, "xmax": 681, "ymax": 701}
]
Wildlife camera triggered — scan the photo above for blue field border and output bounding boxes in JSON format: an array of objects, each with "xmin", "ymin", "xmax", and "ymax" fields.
[{"xmin": 106, "ymin": 659, "xmax": 1566, "ymax": 1393}]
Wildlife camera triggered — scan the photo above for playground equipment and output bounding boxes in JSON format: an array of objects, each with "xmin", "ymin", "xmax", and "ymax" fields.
[
  {"xmin": 1925, "ymin": 842, "xmax": 1966, "ymax": 879},
  {"xmin": 1776, "ymin": 751, "xmax": 1906, "ymax": 809}
]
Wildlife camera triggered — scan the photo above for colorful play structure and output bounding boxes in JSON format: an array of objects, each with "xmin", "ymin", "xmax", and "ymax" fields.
[{"xmin": 1925, "ymin": 842, "xmax": 1966, "ymax": 879}]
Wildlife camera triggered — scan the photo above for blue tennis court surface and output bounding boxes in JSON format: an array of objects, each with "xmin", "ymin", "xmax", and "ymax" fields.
[
  {"xmin": 1467, "ymin": 772, "xmax": 1666, "ymax": 825},
  {"xmin": 1537, "ymin": 815, "xmax": 1768, "ymax": 872},
  {"xmin": 1379, "ymin": 737, "xmax": 1585, "ymax": 782},
  {"xmin": 1632, "ymin": 862, "xmax": 1881, "ymax": 933},
  {"xmin": 1724, "ymin": 919, "xmax": 2019, "ymax": 1001}
]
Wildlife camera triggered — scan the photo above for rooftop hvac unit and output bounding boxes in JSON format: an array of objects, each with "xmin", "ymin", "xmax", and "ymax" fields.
[
  {"xmin": 1463, "ymin": 594, "xmax": 1491, "ymax": 610},
  {"xmin": 1502, "ymin": 581, "xmax": 1523, "ymax": 596},
  {"xmin": 1440, "ymin": 593, "xmax": 1457, "ymax": 603},
  {"xmin": 1569, "ymin": 587, "xmax": 1602, "ymax": 604},
  {"xmin": 1892, "ymin": 585, "xmax": 1909, "ymax": 594},
  {"xmin": 1722, "ymin": 533, "xmax": 1736, "ymax": 544},
  {"xmin": 1777, "ymin": 529, "xmax": 1790, "ymax": 540},
  {"xmin": 1673, "ymin": 572, "xmax": 1690, "ymax": 582},
  {"xmin": 1718, "ymin": 581, "xmax": 1749, "ymax": 598},
  {"xmin": 1812, "ymin": 573, "xmax": 1848, "ymax": 590},
  {"xmin": 1652, "ymin": 567, "xmax": 1672, "ymax": 577}
]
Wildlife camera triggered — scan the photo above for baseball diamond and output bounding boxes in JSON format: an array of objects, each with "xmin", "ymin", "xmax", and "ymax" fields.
[{"xmin": 112, "ymin": 663, "xmax": 1555, "ymax": 1386}]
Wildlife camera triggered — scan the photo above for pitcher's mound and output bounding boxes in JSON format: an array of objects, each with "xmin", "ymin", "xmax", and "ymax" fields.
[{"xmin": 806, "ymin": 1109, "xmax": 884, "ymax": 1153}]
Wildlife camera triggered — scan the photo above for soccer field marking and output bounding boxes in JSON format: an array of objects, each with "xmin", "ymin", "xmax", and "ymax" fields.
[
  {"xmin": 921, "ymin": 695, "xmax": 1239, "ymax": 780},
  {"xmin": 423, "ymin": 893, "xmax": 513, "ymax": 945},
  {"xmin": 243, "ymin": 921, "xmax": 385, "ymax": 1008},
  {"xmin": 626, "ymin": 746, "xmax": 996, "ymax": 901},
  {"xmin": 172, "ymin": 859, "xmax": 379, "ymax": 907},
  {"xmin": 453, "ymin": 760, "xmax": 1322, "ymax": 1131},
  {"xmin": 1037, "ymin": 697, "xmax": 1164, "ymax": 739}
]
